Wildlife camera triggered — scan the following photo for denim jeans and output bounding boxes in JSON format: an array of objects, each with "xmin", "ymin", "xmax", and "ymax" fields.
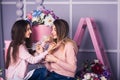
[
  {"xmin": 28, "ymin": 67, "xmax": 48, "ymax": 80},
  {"xmin": 45, "ymin": 71, "xmax": 76, "ymax": 80},
  {"xmin": 28, "ymin": 68, "xmax": 76, "ymax": 80}
]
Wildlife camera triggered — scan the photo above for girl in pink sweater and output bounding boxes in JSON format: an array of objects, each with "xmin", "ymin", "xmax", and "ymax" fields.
[
  {"xmin": 5, "ymin": 20, "xmax": 51, "ymax": 80},
  {"xmin": 44, "ymin": 19, "xmax": 78, "ymax": 80},
  {"xmin": 28, "ymin": 19, "xmax": 78, "ymax": 80}
]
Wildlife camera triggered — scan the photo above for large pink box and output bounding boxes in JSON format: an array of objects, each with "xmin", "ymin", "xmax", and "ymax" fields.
[{"xmin": 31, "ymin": 25, "xmax": 52, "ymax": 43}]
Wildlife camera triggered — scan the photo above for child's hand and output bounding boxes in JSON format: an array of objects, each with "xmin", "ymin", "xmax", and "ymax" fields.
[
  {"xmin": 36, "ymin": 44, "xmax": 44, "ymax": 53},
  {"xmin": 43, "ymin": 35, "xmax": 53, "ymax": 43}
]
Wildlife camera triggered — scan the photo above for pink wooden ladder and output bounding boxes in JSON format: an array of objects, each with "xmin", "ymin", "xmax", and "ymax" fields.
[{"xmin": 73, "ymin": 17, "xmax": 112, "ymax": 75}]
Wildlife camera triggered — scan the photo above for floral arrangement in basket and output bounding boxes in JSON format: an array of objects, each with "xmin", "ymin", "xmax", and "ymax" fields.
[
  {"xmin": 75, "ymin": 59, "xmax": 111, "ymax": 80},
  {"xmin": 26, "ymin": 7, "xmax": 58, "ymax": 27},
  {"xmin": 25, "ymin": 7, "xmax": 58, "ymax": 49}
]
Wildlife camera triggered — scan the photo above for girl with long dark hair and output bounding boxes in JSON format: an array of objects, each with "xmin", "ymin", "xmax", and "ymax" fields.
[{"xmin": 5, "ymin": 20, "xmax": 51, "ymax": 80}]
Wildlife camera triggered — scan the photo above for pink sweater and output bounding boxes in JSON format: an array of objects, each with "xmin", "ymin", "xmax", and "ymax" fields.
[
  {"xmin": 45, "ymin": 41, "xmax": 78, "ymax": 77},
  {"xmin": 6, "ymin": 44, "xmax": 48, "ymax": 79}
]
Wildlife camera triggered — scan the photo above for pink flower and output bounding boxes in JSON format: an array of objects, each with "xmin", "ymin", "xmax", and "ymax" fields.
[
  {"xmin": 26, "ymin": 13, "xmax": 32, "ymax": 20},
  {"xmin": 94, "ymin": 77, "xmax": 99, "ymax": 80}
]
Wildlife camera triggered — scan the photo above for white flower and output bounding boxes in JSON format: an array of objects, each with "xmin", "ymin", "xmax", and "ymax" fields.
[
  {"xmin": 84, "ymin": 73, "xmax": 91, "ymax": 79},
  {"xmin": 100, "ymin": 76, "xmax": 107, "ymax": 80},
  {"xmin": 94, "ymin": 59, "xmax": 99, "ymax": 63},
  {"xmin": 40, "ymin": 13, "xmax": 46, "ymax": 19},
  {"xmin": 90, "ymin": 73, "xmax": 94, "ymax": 77},
  {"xmin": 44, "ymin": 14, "xmax": 55, "ymax": 26},
  {"xmin": 91, "ymin": 78, "xmax": 94, "ymax": 80},
  {"xmin": 32, "ymin": 17, "xmax": 38, "ymax": 22}
]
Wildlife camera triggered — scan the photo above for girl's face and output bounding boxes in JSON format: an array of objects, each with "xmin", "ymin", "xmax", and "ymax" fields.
[
  {"xmin": 25, "ymin": 24, "xmax": 32, "ymax": 38},
  {"xmin": 51, "ymin": 25, "xmax": 57, "ymax": 39}
]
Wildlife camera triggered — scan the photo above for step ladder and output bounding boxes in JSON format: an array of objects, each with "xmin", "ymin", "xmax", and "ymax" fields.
[{"xmin": 73, "ymin": 17, "xmax": 111, "ymax": 74}]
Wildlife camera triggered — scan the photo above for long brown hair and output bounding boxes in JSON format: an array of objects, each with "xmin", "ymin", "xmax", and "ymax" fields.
[
  {"xmin": 6, "ymin": 20, "xmax": 33, "ymax": 69},
  {"xmin": 53, "ymin": 19, "xmax": 69, "ymax": 43},
  {"xmin": 49, "ymin": 19, "xmax": 71, "ymax": 53},
  {"xmin": 53, "ymin": 19, "xmax": 78, "ymax": 54}
]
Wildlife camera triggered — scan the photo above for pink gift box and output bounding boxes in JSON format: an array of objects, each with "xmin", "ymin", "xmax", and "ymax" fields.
[{"xmin": 31, "ymin": 25, "xmax": 52, "ymax": 43}]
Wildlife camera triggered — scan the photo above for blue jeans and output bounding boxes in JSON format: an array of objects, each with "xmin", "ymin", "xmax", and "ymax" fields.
[
  {"xmin": 45, "ymin": 71, "xmax": 76, "ymax": 80},
  {"xmin": 28, "ymin": 67, "xmax": 48, "ymax": 80},
  {"xmin": 28, "ymin": 68, "xmax": 76, "ymax": 80}
]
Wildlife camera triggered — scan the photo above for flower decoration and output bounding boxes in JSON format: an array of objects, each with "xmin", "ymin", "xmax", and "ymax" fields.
[
  {"xmin": 26, "ymin": 7, "xmax": 58, "ymax": 26},
  {"xmin": 75, "ymin": 59, "xmax": 111, "ymax": 80}
]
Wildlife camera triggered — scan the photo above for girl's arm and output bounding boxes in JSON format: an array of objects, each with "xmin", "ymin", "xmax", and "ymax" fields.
[{"xmin": 19, "ymin": 45, "xmax": 48, "ymax": 64}]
